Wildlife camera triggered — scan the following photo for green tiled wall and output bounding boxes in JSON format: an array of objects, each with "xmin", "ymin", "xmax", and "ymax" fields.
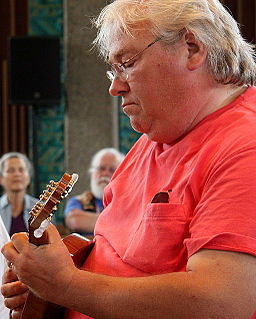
[{"xmin": 28, "ymin": 0, "xmax": 65, "ymax": 223}]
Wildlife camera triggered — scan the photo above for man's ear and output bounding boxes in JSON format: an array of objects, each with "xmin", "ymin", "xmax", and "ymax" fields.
[{"xmin": 184, "ymin": 31, "xmax": 207, "ymax": 71}]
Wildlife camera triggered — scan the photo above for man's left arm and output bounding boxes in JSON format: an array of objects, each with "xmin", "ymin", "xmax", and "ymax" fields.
[{"xmin": 2, "ymin": 226, "xmax": 256, "ymax": 319}]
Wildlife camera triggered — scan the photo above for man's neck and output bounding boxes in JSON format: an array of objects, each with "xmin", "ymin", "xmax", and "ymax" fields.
[
  {"xmin": 217, "ymin": 85, "xmax": 248, "ymax": 109},
  {"xmin": 189, "ymin": 84, "xmax": 248, "ymax": 134}
]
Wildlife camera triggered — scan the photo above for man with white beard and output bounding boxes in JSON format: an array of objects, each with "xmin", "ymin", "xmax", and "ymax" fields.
[{"xmin": 64, "ymin": 148, "xmax": 124, "ymax": 237}]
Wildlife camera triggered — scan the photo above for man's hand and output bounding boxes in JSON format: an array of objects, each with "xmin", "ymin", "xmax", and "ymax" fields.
[
  {"xmin": 1, "ymin": 224, "xmax": 77, "ymax": 306},
  {"xmin": 1, "ymin": 266, "xmax": 28, "ymax": 319}
]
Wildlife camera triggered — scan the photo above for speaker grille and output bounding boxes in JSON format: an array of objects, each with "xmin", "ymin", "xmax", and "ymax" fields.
[{"xmin": 8, "ymin": 36, "xmax": 61, "ymax": 105}]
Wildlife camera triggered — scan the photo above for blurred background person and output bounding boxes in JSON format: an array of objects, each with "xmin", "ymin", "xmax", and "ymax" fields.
[
  {"xmin": 64, "ymin": 148, "xmax": 124, "ymax": 237},
  {"xmin": 0, "ymin": 152, "xmax": 38, "ymax": 236}
]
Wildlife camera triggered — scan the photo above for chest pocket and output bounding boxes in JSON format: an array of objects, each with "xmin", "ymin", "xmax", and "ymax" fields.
[{"xmin": 122, "ymin": 203, "xmax": 190, "ymax": 274}]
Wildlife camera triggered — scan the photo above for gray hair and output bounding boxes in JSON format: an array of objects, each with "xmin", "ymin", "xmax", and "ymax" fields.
[
  {"xmin": 0, "ymin": 152, "xmax": 33, "ymax": 177},
  {"xmin": 89, "ymin": 148, "xmax": 125, "ymax": 174},
  {"xmin": 93, "ymin": 0, "xmax": 256, "ymax": 86}
]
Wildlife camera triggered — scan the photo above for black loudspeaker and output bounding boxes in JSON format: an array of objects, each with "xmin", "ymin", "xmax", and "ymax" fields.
[{"xmin": 8, "ymin": 36, "xmax": 61, "ymax": 105}]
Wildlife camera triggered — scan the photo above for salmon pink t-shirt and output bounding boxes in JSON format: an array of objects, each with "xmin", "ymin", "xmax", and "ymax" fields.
[{"xmin": 66, "ymin": 86, "xmax": 256, "ymax": 319}]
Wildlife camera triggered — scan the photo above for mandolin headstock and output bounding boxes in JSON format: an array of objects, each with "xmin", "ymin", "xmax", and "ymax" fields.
[{"xmin": 28, "ymin": 172, "xmax": 78, "ymax": 245}]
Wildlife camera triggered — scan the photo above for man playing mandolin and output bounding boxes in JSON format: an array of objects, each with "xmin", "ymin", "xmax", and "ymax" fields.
[{"xmin": 2, "ymin": 0, "xmax": 256, "ymax": 318}]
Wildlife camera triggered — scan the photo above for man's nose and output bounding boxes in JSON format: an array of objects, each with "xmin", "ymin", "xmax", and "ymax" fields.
[{"xmin": 108, "ymin": 77, "xmax": 129, "ymax": 97}]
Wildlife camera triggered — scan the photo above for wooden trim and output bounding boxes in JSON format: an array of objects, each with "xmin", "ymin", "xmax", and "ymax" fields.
[
  {"xmin": 2, "ymin": 59, "xmax": 9, "ymax": 152},
  {"xmin": 0, "ymin": 0, "xmax": 28, "ymax": 155}
]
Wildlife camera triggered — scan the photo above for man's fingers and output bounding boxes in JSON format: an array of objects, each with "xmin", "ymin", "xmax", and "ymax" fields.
[
  {"xmin": 44, "ymin": 223, "xmax": 62, "ymax": 244},
  {"xmin": 1, "ymin": 233, "xmax": 28, "ymax": 259},
  {"xmin": 4, "ymin": 291, "xmax": 28, "ymax": 310},
  {"xmin": 1, "ymin": 281, "xmax": 28, "ymax": 298},
  {"xmin": 2, "ymin": 282, "xmax": 28, "ymax": 315},
  {"xmin": 2, "ymin": 226, "xmax": 62, "ymax": 262},
  {"xmin": 12, "ymin": 224, "xmax": 61, "ymax": 247},
  {"xmin": 1, "ymin": 241, "xmax": 20, "ymax": 264},
  {"xmin": 10, "ymin": 232, "xmax": 29, "ymax": 253},
  {"xmin": 2, "ymin": 267, "xmax": 19, "ymax": 284}
]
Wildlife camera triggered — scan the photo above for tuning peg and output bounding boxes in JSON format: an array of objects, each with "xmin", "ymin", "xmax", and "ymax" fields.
[
  {"xmin": 39, "ymin": 194, "xmax": 46, "ymax": 201},
  {"xmin": 49, "ymin": 180, "xmax": 58, "ymax": 187},
  {"xmin": 66, "ymin": 186, "xmax": 73, "ymax": 194},
  {"xmin": 39, "ymin": 190, "xmax": 51, "ymax": 201},
  {"xmin": 34, "ymin": 206, "xmax": 41, "ymax": 213},
  {"xmin": 43, "ymin": 190, "xmax": 51, "ymax": 196},
  {"xmin": 46, "ymin": 184, "xmax": 55, "ymax": 192},
  {"xmin": 60, "ymin": 190, "xmax": 69, "ymax": 199},
  {"xmin": 39, "ymin": 194, "xmax": 47, "ymax": 201},
  {"xmin": 35, "ymin": 202, "xmax": 44, "ymax": 208},
  {"xmin": 30, "ymin": 208, "xmax": 38, "ymax": 217}
]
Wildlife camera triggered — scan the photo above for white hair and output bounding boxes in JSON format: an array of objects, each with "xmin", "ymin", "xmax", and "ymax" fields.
[
  {"xmin": 93, "ymin": 0, "xmax": 256, "ymax": 86},
  {"xmin": 89, "ymin": 148, "xmax": 125, "ymax": 174}
]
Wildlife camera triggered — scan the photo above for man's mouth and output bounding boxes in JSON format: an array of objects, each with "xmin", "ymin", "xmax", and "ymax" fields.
[{"xmin": 98, "ymin": 177, "xmax": 110, "ymax": 184}]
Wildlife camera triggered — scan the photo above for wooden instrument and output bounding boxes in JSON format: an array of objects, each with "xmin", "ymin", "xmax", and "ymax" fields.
[{"xmin": 20, "ymin": 173, "xmax": 94, "ymax": 319}]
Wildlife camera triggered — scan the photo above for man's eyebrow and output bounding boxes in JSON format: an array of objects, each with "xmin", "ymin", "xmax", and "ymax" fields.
[
  {"xmin": 108, "ymin": 46, "xmax": 138, "ymax": 64},
  {"xmin": 108, "ymin": 51, "xmax": 124, "ymax": 64},
  {"xmin": 107, "ymin": 49, "xmax": 126, "ymax": 64}
]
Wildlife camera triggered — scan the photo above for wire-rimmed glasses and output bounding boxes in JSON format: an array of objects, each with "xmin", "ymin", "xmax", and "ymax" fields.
[{"xmin": 106, "ymin": 37, "xmax": 162, "ymax": 82}]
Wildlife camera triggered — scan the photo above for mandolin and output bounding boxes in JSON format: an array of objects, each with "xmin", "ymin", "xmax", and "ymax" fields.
[{"xmin": 20, "ymin": 173, "xmax": 94, "ymax": 319}]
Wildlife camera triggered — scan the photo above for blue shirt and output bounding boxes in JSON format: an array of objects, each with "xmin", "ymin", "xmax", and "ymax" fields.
[
  {"xmin": 64, "ymin": 193, "xmax": 104, "ymax": 237},
  {"xmin": 64, "ymin": 196, "xmax": 104, "ymax": 216}
]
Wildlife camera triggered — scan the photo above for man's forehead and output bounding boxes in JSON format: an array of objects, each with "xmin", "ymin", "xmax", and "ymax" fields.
[
  {"xmin": 100, "ymin": 153, "xmax": 115, "ymax": 162},
  {"xmin": 107, "ymin": 31, "xmax": 153, "ymax": 62},
  {"xmin": 107, "ymin": 37, "xmax": 135, "ymax": 61}
]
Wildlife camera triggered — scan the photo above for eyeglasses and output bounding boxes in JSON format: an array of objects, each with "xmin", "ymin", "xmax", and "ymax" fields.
[
  {"xmin": 106, "ymin": 37, "xmax": 162, "ymax": 82},
  {"xmin": 93, "ymin": 165, "xmax": 116, "ymax": 174}
]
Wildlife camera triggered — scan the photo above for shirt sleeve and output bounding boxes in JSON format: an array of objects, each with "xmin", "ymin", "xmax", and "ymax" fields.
[
  {"xmin": 185, "ymin": 146, "xmax": 256, "ymax": 258},
  {"xmin": 64, "ymin": 197, "xmax": 83, "ymax": 216}
]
